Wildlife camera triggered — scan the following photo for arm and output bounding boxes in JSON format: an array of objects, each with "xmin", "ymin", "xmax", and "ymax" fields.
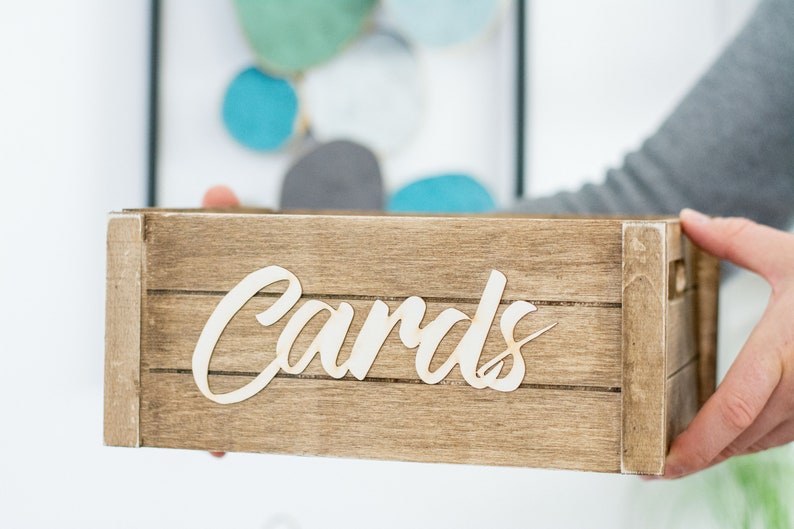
[
  {"xmin": 514, "ymin": 0, "xmax": 794, "ymax": 477},
  {"xmin": 512, "ymin": 0, "xmax": 794, "ymax": 232}
]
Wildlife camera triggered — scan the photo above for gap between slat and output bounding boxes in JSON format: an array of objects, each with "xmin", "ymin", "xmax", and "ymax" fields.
[
  {"xmin": 148, "ymin": 368, "xmax": 621, "ymax": 393},
  {"xmin": 146, "ymin": 289, "xmax": 622, "ymax": 308}
]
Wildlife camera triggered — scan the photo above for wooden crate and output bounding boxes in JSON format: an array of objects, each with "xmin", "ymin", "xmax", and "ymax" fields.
[{"xmin": 104, "ymin": 209, "xmax": 719, "ymax": 475}]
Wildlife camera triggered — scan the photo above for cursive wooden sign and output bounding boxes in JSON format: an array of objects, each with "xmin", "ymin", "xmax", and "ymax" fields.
[
  {"xmin": 193, "ymin": 266, "xmax": 557, "ymax": 404},
  {"xmin": 104, "ymin": 210, "xmax": 719, "ymax": 475}
]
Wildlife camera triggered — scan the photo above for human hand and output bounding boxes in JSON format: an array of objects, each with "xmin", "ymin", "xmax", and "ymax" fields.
[
  {"xmin": 201, "ymin": 185, "xmax": 240, "ymax": 458},
  {"xmin": 663, "ymin": 209, "xmax": 794, "ymax": 479},
  {"xmin": 202, "ymin": 185, "xmax": 240, "ymax": 210}
]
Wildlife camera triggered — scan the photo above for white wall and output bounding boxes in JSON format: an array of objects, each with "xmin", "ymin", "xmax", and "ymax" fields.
[
  {"xmin": 525, "ymin": 0, "xmax": 759, "ymax": 196},
  {"xmin": 0, "ymin": 1, "xmax": 770, "ymax": 528}
]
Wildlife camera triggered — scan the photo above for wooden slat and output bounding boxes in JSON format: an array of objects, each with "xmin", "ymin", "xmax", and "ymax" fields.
[
  {"xmin": 695, "ymin": 251, "xmax": 720, "ymax": 406},
  {"xmin": 104, "ymin": 213, "xmax": 142, "ymax": 447},
  {"xmin": 142, "ymin": 293, "xmax": 622, "ymax": 388},
  {"xmin": 139, "ymin": 373, "xmax": 622, "ymax": 472},
  {"xmin": 666, "ymin": 292, "xmax": 697, "ymax": 378},
  {"xmin": 621, "ymin": 222, "xmax": 668, "ymax": 475},
  {"xmin": 666, "ymin": 361, "xmax": 699, "ymax": 448},
  {"xmin": 143, "ymin": 213, "xmax": 625, "ymax": 304}
]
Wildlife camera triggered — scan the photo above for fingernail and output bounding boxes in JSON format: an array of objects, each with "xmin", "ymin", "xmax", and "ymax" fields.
[{"xmin": 680, "ymin": 208, "xmax": 710, "ymax": 224}]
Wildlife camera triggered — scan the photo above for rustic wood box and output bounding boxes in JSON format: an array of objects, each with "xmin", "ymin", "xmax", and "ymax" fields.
[{"xmin": 104, "ymin": 209, "xmax": 719, "ymax": 475}]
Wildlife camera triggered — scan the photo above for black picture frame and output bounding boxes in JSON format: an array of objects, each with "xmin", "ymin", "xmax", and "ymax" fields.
[{"xmin": 146, "ymin": 0, "xmax": 528, "ymax": 207}]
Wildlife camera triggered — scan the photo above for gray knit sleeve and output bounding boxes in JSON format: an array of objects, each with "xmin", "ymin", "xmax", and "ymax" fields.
[{"xmin": 512, "ymin": 0, "xmax": 794, "ymax": 232}]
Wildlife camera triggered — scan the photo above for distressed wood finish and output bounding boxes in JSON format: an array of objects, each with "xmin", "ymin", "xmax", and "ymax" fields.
[
  {"xmin": 105, "ymin": 210, "xmax": 719, "ymax": 474},
  {"xmin": 141, "ymin": 374, "xmax": 622, "ymax": 471},
  {"xmin": 143, "ymin": 294, "xmax": 622, "ymax": 387},
  {"xmin": 104, "ymin": 214, "xmax": 143, "ymax": 447},
  {"xmin": 619, "ymin": 222, "xmax": 720, "ymax": 474},
  {"xmin": 143, "ymin": 214, "xmax": 625, "ymax": 302},
  {"xmin": 695, "ymin": 251, "xmax": 720, "ymax": 407},
  {"xmin": 621, "ymin": 222, "xmax": 668, "ymax": 474}
]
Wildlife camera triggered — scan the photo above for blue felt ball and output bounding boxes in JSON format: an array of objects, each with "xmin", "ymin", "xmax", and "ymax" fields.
[
  {"xmin": 222, "ymin": 67, "xmax": 298, "ymax": 151},
  {"xmin": 388, "ymin": 173, "xmax": 496, "ymax": 213}
]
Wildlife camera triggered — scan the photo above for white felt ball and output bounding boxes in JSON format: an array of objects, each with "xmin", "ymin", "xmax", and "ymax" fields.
[{"xmin": 301, "ymin": 32, "xmax": 422, "ymax": 155}]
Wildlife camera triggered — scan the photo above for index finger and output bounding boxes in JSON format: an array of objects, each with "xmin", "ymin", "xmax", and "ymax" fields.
[{"xmin": 680, "ymin": 209, "xmax": 794, "ymax": 284}]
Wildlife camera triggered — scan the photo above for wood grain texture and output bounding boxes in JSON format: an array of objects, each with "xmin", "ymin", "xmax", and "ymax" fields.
[
  {"xmin": 142, "ymin": 293, "xmax": 622, "ymax": 388},
  {"xmin": 666, "ymin": 361, "xmax": 700, "ymax": 448},
  {"xmin": 136, "ymin": 212, "xmax": 628, "ymax": 471},
  {"xmin": 103, "ymin": 210, "xmax": 718, "ymax": 474},
  {"xmin": 104, "ymin": 214, "xmax": 142, "ymax": 447},
  {"xmin": 139, "ymin": 372, "xmax": 622, "ymax": 472},
  {"xmin": 666, "ymin": 221, "xmax": 683, "ymax": 263},
  {"xmin": 666, "ymin": 292, "xmax": 697, "ymax": 378},
  {"xmin": 621, "ymin": 222, "xmax": 668, "ymax": 475},
  {"xmin": 143, "ymin": 213, "xmax": 625, "ymax": 303},
  {"xmin": 695, "ymin": 251, "xmax": 720, "ymax": 407}
]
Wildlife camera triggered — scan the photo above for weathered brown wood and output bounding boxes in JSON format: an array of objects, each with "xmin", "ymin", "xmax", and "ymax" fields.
[
  {"xmin": 666, "ymin": 360, "xmax": 700, "ymax": 448},
  {"xmin": 666, "ymin": 292, "xmax": 697, "ymax": 378},
  {"xmin": 143, "ymin": 213, "xmax": 625, "ymax": 303},
  {"xmin": 142, "ymin": 293, "xmax": 622, "ymax": 388},
  {"xmin": 666, "ymin": 221, "xmax": 684, "ymax": 263},
  {"xmin": 683, "ymin": 236, "xmax": 701, "ymax": 289},
  {"xmin": 139, "ymin": 372, "xmax": 621, "ymax": 472},
  {"xmin": 621, "ymin": 222, "xmax": 668, "ymax": 475},
  {"xmin": 104, "ymin": 213, "xmax": 142, "ymax": 447},
  {"xmin": 104, "ymin": 210, "xmax": 718, "ymax": 474},
  {"xmin": 695, "ymin": 251, "xmax": 720, "ymax": 407}
]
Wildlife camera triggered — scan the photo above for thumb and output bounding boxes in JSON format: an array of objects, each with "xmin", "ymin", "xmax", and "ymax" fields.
[{"xmin": 680, "ymin": 209, "xmax": 793, "ymax": 284}]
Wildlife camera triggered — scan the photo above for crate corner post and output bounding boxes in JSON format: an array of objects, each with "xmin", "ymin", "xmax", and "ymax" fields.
[
  {"xmin": 104, "ymin": 212, "xmax": 144, "ymax": 448},
  {"xmin": 620, "ymin": 221, "xmax": 669, "ymax": 475}
]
